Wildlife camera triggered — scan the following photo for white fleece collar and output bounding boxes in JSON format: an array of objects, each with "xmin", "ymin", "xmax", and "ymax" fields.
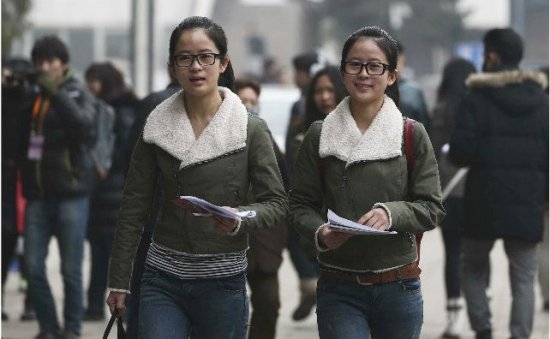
[
  {"xmin": 143, "ymin": 87, "xmax": 248, "ymax": 169},
  {"xmin": 319, "ymin": 95, "xmax": 403, "ymax": 167}
]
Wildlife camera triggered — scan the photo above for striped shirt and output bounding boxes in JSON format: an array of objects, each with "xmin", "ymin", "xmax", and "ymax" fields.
[{"xmin": 145, "ymin": 242, "xmax": 247, "ymax": 279}]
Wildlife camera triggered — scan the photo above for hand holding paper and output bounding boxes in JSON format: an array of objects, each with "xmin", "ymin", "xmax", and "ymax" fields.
[
  {"xmin": 173, "ymin": 196, "xmax": 256, "ymax": 221},
  {"xmin": 327, "ymin": 209, "xmax": 396, "ymax": 235}
]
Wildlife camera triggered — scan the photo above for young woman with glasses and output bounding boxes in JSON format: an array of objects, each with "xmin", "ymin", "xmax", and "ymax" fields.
[
  {"xmin": 290, "ymin": 26, "xmax": 445, "ymax": 339},
  {"xmin": 106, "ymin": 16, "xmax": 288, "ymax": 339}
]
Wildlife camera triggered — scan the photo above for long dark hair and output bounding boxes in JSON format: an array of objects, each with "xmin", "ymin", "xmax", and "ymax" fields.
[
  {"xmin": 85, "ymin": 62, "xmax": 135, "ymax": 104},
  {"xmin": 168, "ymin": 16, "xmax": 235, "ymax": 92},
  {"xmin": 296, "ymin": 65, "xmax": 348, "ymax": 133},
  {"xmin": 340, "ymin": 26, "xmax": 399, "ymax": 106},
  {"xmin": 431, "ymin": 58, "xmax": 476, "ymax": 155}
]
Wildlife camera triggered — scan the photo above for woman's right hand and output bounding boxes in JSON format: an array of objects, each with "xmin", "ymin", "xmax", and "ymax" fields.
[
  {"xmin": 317, "ymin": 224, "xmax": 353, "ymax": 250},
  {"xmin": 106, "ymin": 291, "xmax": 127, "ymax": 316}
]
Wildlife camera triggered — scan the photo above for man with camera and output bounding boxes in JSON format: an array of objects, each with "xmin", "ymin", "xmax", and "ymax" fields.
[{"xmin": 17, "ymin": 35, "xmax": 97, "ymax": 339}]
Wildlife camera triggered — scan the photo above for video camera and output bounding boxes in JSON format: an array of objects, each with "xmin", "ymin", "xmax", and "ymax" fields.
[{"xmin": 2, "ymin": 58, "xmax": 38, "ymax": 88}]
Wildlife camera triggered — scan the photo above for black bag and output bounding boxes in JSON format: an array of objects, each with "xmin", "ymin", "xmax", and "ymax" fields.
[
  {"xmin": 102, "ymin": 310, "xmax": 126, "ymax": 339},
  {"xmin": 91, "ymin": 99, "xmax": 116, "ymax": 180}
]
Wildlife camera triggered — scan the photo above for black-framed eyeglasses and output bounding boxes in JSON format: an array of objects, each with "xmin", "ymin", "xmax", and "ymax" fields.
[
  {"xmin": 173, "ymin": 53, "xmax": 221, "ymax": 68},
  {"xmin": 342, "ymin": 61, "xmax": 390, "ymax": 76}
]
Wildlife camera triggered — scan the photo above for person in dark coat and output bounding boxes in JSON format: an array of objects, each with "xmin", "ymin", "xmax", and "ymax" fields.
[
  {"xmin": 234, "ymin": 77, "xmax": 288, "ymax": 339},
  {"xmin": 449, "ymin": 28, "xmax": 548, "ymax": 339},
  {"xmin": 18, "ymin": 35, "xmax": 97, "ymax": 339},
  {"xmin": 1, "ymin": 57, "xmax": 34, "ymax": 321},
  {"xmin": 83, "ymin": 62, "xmax": 138, "ymax": 320},
  {"xmin": 431, "ymin": 58, "xmax": 476, "ymax": 338}
]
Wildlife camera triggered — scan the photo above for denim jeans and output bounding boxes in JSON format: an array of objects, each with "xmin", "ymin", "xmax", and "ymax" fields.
[
  {"xmin": 462, "ymin": 238, "xmax": 537, "ymax": 339},
  {"xmin": 139, "ymin": 267, "xmax": 249, "ymax": 339},
  {"xmin": 24, "ymin": 196, "xmax": 90, "ymax": 336},
  {"xmin": 316, "ymin": 278, "xmax": 423, "ymax": 339}
]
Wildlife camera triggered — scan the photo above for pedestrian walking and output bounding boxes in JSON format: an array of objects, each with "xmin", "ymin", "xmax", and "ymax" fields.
[
  {"xmin": 83, "ymin": 62, "xmax": 138, "ymax": 321},
  {"xmin": 290, "ymin": 26, "xmax": 445, "ymax": 339},
  {"xmin": 18, "ymin": 36, "xmax": 98, "ymax": 339},
  {"xmin": 430, "ymin": 57, "xmax": 476, "ymax": 339},
  {"xmin": 234, "ymin": 77, "xmax": 289, "ymax": 339},
  {"xmin": 106, "ymin": 16, "xmax": 288, "ymax": 339},
  {"xmin": 449, "ymin": 28, "xmax": 549, "ymax": 339}
]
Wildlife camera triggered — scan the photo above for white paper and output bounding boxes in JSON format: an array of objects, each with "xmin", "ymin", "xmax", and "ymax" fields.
[
  {"xmin": 174, "ymin": 196, "xmax": 256, "ymax": 220},
  {"xmin": 327, "ymin": 209, "xmax": 397, "ymax": 235}
]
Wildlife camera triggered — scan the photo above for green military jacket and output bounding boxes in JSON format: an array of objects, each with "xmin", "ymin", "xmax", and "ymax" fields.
[
  {"xmin": 109, "ymin": 88, "xmax": 288, "ymax": 290},
  {"xmin": 291, "ymin": 96, "xmax": 445, "ymax": 272}
]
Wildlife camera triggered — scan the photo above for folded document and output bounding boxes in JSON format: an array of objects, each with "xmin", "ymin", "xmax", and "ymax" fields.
[
  {"xmin": 327, "ymin": 209, "xmax": 396, "ymax": 235},
  {"xmin": 173, "ymin": 196, "xmax": 256, "ymax": 220}
]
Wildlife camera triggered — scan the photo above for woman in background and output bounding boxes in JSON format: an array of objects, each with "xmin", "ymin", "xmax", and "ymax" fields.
[
  {"xmin": 287, "ymin": 65, "xmax": 348, "ymax": 321},
  {"xmin": 430, "ymin": 58, "xmax": 476, "ymax": 339},
  {"xmin": 84, "ymin": 62, "xmax": 138, "ymax": 320}
]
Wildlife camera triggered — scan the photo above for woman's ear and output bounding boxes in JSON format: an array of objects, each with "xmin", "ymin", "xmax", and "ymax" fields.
[
  {"xmin": 387, "ymin": 70, "xmax": 397, "ymax": 86},
  {"xmin": 220, "ymin": 55, "xmax": 229, "ymax": 73}
]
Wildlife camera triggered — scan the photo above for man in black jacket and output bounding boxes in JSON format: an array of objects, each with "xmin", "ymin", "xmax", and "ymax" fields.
[
  {"xmin": 449, "ymin": 28, "xmax": 548, "ymax": 339},
  {"xmin": 18, "ymin": 36, "xmax": 97, "ymax": 339}
]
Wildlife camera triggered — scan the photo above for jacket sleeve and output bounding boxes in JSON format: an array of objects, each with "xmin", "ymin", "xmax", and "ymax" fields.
[
  {"xmin": 108, "ymin": 136, "xmax": 158, "ymax": 291},
  {"xmin": 236, "ymin": 118, "xmax": 288, "ymax": 232},
  {"xmin": 51, "ymin": 81, "xmax": 97, "ymax": 143},
  {"xmin": 380, "ymin": 123, "xmax": 445, "ymax": 233},
  {"xmin": 289, "ymin": 122, "xmax": 325, "ymax": 248},
  {"xmin": 449, "ymin": 93, "xmax": 479, "ymax": 167}
]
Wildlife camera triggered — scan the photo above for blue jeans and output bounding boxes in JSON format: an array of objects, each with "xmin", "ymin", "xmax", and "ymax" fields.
[
  {"xmin": 24, "ymin": 196, "xmax": 89, "ymax": 336},
  {"xmin": 139, "ymin": 267, "xmax": 249, "ymax": 339},
  {"xmin": 317, "ymin": 278, "xmax": 423, "ymax": 339}
]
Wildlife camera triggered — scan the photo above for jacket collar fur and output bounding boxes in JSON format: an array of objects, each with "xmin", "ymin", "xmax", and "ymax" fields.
[
  {"xmin": 143, "ymin": 87, "xmax": 248, "ymax": 169},
  {"xmin": 319, "ymin": 95, "xmax": 403, "ymax": 167},
  {"xmin": 466, "ymin": 70, "xmax": 548, "ymax": 89}
]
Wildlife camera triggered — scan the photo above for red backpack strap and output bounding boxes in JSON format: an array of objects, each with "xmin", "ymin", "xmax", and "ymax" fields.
[
  {"xmin": 404, "ymin": 118, "xmax": 423, "ymax": 263},
  {"xmin": 404, "ymin": 118, "xmax": 415, "ymax": 179}
]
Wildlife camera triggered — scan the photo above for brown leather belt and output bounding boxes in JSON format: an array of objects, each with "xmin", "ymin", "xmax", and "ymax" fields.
[{"xmin": 320, "ymin": 262, "xmax": 421, "ymax": 285}]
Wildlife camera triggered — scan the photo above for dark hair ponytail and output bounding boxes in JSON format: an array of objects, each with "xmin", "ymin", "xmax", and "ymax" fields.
[
  {"xmin": 340, "ymin": 26, "xmax": 400, "ymax": 106},
  {"xmin": 168, "ymin": 16, "xmax": 235, "ymax": 91},
  {"xmin": 219, "ymin": 61, "xmax": 235, "ymax": 92}
]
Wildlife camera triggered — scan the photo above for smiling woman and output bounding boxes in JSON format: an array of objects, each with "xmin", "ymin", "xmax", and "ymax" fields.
[{"xmin": 290, "ymin": 26, "xmax": 444, "ymax": 339}]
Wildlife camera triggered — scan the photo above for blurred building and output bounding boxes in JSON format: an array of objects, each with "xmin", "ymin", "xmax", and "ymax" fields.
[{"xmin": 7, "ymin": 0, "xmax": 548, "ymax": 97}]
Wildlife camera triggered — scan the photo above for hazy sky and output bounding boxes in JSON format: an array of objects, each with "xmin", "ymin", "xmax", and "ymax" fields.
[{"xmin": 458, "ymin": 0, "xmax": 510, "ymax": 28}]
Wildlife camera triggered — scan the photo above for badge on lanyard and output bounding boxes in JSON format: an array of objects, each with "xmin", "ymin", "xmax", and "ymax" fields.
[
  {"xmin": 27, "ymin": 96, "xmax": 49, "ymax": 160},
  {"xmin": 27, "ymin": 132, "xmax": 45, "ymax": 160}
]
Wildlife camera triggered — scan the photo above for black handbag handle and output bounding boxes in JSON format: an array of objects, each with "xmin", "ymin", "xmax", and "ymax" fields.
[{"xmin": 103, "ymin": 309, "xmax": 126, "ymax": 339}]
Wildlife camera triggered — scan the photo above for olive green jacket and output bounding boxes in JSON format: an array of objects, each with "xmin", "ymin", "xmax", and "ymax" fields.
[
  {"xmin": 108, "ymin": 88, "xmax": 288, "ymax": 291},
  {"xmin": 290, "ymin": 96, "xmax": 445, "ymax": 272}
]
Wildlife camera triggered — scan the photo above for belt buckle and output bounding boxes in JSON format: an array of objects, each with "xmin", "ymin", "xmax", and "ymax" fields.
[{"xmin": 355, "ymin": 275, "xmax": 374, "ymax": 286}]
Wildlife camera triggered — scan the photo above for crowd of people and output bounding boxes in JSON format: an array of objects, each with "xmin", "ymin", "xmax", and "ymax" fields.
[{"xmin": 1, "ymin": 15, "xmax": 548, "ymax": 339}]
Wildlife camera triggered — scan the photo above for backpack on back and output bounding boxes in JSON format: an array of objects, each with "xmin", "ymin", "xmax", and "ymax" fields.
[{"xmin": 91, "ymin": 99, "xmax": 116, "ymax": 180}]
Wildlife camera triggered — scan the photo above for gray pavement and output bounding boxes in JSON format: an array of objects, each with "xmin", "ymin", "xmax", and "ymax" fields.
[{"xmin": 2, "ymin": 228, "xmax": 548, "ymax": 338}]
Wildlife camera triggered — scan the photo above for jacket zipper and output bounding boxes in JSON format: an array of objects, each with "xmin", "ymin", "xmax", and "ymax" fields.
[
  {"xmin": 341, "ymin": 165, "xmax": 358, "ymax": 218},
  {"xmin": 63, "ymin": 149, "xmax": 78, "ymax": 185}
]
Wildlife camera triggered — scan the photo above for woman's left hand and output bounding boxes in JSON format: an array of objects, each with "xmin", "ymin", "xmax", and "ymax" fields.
[
  {"xmin": 357, "ymin": 208, "xmax": 390, "ymax": 231},
  {"xmin": 212, "ymin": 206, "xmax": 240, "ymax": 234}
]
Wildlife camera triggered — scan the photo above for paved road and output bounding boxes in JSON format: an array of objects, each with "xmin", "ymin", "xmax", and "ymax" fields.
[{"xmin": 2, "ymin": 228, "xmax": 548, "ymax": 338}]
